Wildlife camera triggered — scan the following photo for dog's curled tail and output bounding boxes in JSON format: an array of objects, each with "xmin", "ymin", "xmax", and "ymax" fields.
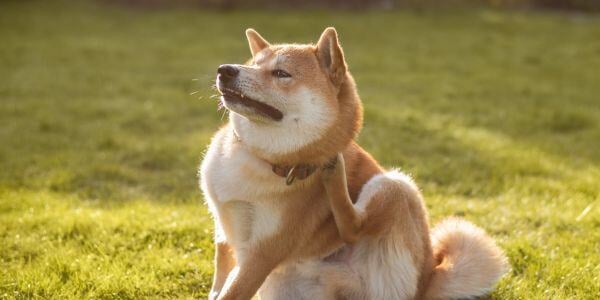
[{"xmin": 424, "ymin": 218, "xmax": 509, "ymax": 299}]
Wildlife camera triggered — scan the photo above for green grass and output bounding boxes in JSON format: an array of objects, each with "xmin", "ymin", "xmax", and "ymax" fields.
[{"xmin": 1, "ymin": 0, "xmax": 599, "ymax": 298}]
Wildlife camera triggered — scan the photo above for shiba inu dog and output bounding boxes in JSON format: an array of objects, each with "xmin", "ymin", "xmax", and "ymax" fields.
[{"xmin": 200, "ymin": 27, "xmax": 508, "ymax": 300}]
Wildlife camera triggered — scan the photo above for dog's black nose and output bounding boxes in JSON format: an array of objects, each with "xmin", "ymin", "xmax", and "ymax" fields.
[{"xmin": 217, "ymin": 64, "xmax": 239, "ymax": 82}]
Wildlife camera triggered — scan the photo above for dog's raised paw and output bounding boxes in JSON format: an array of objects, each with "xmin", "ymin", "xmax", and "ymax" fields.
[
  {"xmin": 321, "ymin": 153, "xmax": 346, "ymax": 182},
  {"xmin": 322, "ymin": 155, "xmax": 338, "ymax": 171}
]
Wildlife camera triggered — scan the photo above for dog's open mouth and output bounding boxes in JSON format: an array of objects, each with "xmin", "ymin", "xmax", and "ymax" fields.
[{"xmin": 220, "ymin": 88, "xmax": 283, "ymax": 121}]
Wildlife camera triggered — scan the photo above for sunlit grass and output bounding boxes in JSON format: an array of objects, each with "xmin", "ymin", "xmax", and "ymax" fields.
[{"xmin": 1, "ymin": 0, "xmax": 599, "ymax": 298}]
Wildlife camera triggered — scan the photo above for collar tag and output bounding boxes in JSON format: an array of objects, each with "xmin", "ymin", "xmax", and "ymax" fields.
[{"xmin": 285, "ymin": 166, "xmax": 297, "ymax": 186}]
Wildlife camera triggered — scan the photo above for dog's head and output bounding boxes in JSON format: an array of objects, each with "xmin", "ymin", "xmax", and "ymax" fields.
[{"xmin": 216, "ymin": 28, "xmax": 362, "ymax": 165}]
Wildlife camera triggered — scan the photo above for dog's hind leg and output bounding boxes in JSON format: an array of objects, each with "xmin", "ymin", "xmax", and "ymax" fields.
[
  {"xmin": 322, "ymin": 153, "xmax": 435, "ymax": 299},
  {"xmin": 321, "ymin": 153, "xmax": 366, "ymax": 244}
]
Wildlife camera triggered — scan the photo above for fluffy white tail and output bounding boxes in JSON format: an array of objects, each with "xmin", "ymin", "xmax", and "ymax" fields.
[{"xmin": 425, "ymin": 218, "xmax": 509, "ymax": 299}]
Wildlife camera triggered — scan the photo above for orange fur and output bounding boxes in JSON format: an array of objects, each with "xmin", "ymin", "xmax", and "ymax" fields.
[{"xmin": 200, "ymin": 27, "xmax": 508, "ymax": 300}]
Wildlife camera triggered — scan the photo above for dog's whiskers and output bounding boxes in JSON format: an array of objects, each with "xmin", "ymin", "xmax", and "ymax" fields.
[{"xmin": 220, "ymin": 107, "xmax": 229, "ymax": 121}]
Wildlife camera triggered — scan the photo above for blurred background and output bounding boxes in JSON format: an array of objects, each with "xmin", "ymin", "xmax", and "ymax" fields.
[
  {"xmin": 1, "ymin": 0, "xmax": 599, "ymax": 299},
  {"xmin": 107, "ymin": 0, "xmax": 600, "ymax": 10}
]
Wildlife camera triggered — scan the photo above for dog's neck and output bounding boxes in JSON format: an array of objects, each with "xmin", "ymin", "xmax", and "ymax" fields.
[
  {"xmin": 229, "ymin": 102, "xmax": 339, "ymax": 163},
  {"xmin": 271, "ymin": 164, "xmax": 318, "ymax": 186},
  {"xmin": 231, "ymin": 127, "xmax": 325, "ymax": 185}
]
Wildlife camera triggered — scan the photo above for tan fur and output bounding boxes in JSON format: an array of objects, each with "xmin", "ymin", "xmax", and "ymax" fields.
[
  {"xmin": 200, "ymin": 28, "xmax": 508, "ymax": 300},
  {"xmin": 425, "ymin": 218, "xmax": 509, "ymax": 299},
  {"xmin": 232, "ymin": 31, "xmax": 362, "ymax": 166}
]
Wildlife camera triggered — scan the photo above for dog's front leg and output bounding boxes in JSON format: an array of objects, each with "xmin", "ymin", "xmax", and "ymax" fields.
[
  {"xmin": 217, "ymin": 250, "xmax": 279, "ymax": 300},
  {"xmin": 209, "ymin": 241, "xmax": 236, "ymax": 300},
  {"xmin": 321, "ymin": 153, "xmax": 366, "ymax": 244}
]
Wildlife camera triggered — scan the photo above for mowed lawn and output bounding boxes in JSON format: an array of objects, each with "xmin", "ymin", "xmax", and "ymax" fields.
[{"xmin": 1, "ymin": 0, "xmax": 599, "ymax": 299}]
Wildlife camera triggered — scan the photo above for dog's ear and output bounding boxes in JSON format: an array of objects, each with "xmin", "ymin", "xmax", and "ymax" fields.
[
  {"xmin": 316, "ymin": 27, "xmax": 347, "ymax": 87},
  {"xmin": 246, "ymin": 28, "xmax": 270, "ymax": 58}
]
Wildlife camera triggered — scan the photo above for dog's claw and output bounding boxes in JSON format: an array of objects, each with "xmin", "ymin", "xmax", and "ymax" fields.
[{"xmin": 323, "ymin": 155, "xmax": 338, "ymax": 170}]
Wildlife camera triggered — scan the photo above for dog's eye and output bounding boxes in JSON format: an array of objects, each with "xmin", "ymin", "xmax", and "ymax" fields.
[{"xmin": 272, "ymin": 69, "xmax": 292, "ymax": 78}]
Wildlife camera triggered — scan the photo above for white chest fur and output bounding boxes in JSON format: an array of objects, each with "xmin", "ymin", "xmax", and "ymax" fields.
[
  {"xmin": 220, "ymin": 200, "xmax": 281, "ymax": 248},
  {"xmin": 200, "ymin": 128, "xmax": 291, "ymax": 258}
]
